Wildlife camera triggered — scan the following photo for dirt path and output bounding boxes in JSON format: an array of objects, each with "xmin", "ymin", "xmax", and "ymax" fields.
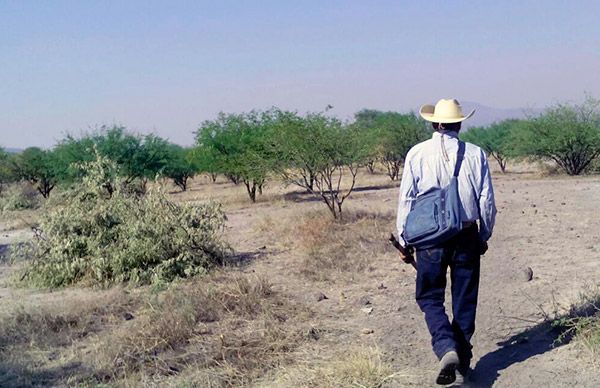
[{"xmin": 224, "ymin": 173, "xmax": 600, "ymax": 387}]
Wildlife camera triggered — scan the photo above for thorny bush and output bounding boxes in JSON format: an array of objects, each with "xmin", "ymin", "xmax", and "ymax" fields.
[{"xmin": 19, "ymin": 153, "xmax": 229, "ymax": 288}]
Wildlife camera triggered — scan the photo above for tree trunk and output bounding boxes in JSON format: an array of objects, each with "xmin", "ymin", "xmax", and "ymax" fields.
[
  {"xmin": 174, "ymin": 176, "xmax": 188, "ymax": 191},
  {"xmin": 37, "ymin": 179, "xmax": 54, "ymax": 198},
  {"xmin": 366, "ymin": 160, "xmax": 375, "ymax": 174},
  {"xmin": 244, "ymin": 181, "xmax": 257, "ymax": 202}
]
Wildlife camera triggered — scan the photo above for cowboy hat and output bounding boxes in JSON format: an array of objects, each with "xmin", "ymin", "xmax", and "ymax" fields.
[{"xmin": 419, "ymin": 98, "xmax": 475, "ymax": 123}]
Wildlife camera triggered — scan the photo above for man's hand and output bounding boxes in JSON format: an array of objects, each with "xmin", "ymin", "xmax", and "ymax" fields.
[
  {"xmin": 399, "ymin": 250, "xmax": 411, "ymax": 264},
  {"xmin": 389, "ymin": 234, "xmax": 416, "ymax": 270},
  {"xmin": 479, "ymin": 240, "xmax": 488, "ymax": 256}
]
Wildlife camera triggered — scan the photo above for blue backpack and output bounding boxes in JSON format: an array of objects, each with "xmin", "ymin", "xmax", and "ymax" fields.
[{"xmin": 402, "ymin": 141, "xmax": 466, "ymax": 249}]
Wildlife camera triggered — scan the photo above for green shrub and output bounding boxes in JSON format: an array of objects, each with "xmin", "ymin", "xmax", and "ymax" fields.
[
  {"xmin": 19, "ymin": 153, "xmax": 230, "ymax": 288},
  {"xmin": 0, "ymin": 183, "xmax": 39, "ymax": 212}
]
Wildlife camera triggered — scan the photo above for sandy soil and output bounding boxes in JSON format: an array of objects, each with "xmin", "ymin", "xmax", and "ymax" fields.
[{"xmin": 1, "ymin": 170, "xmax": 599, "ymax": 387}]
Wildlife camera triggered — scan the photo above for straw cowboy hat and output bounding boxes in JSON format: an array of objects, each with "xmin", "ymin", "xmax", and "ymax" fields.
[{"xmin": 419, "ymin": 98, "xmax": 475, "ymax": 124}]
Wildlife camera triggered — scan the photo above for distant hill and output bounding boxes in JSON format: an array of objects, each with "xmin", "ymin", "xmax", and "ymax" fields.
[
  {"xmin": 460, "ymin": 101, "xmax": 544, "ymax": 129},
  {"xmin": 2, "ymin": 147, "xmax": 23, "ymax": 154}
]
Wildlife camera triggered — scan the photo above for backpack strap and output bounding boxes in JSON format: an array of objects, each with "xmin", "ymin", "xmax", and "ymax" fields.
[{"xmin": 453, "ymin": 141, "xmax": 466, "ymax": 177}]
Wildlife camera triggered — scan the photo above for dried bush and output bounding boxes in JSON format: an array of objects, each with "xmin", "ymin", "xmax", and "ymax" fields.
[
  {"xmin": 19, "ymin": 153, "xmax": 229, "ymax": 288},
  {"xmin": 0, "ymin": 183, "xmax": 39, "ymax": 212}
]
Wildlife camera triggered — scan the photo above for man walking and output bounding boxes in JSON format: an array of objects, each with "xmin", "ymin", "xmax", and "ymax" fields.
[{"xmin": 396, "ymin": 99, "xmax": 497, "ymax": 385}]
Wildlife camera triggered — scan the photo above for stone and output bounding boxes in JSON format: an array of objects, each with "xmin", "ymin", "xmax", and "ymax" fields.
[
  {"xmin": 521, "ymin": 267, "xmax": 534, "ymax": 282},
  {"xmin": 314, "ymin": 292, "xmax": 328, "ymax": 302}
]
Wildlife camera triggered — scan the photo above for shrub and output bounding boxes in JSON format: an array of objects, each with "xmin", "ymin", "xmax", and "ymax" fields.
[{"xmin": 19, "ymin": 153, "xmax": 229, "ymax": 288}]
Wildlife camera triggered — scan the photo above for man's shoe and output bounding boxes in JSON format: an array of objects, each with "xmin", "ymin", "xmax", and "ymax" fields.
[{"xmin": 436, "ymin": 350, "xmax": 459, "ymax": 385}]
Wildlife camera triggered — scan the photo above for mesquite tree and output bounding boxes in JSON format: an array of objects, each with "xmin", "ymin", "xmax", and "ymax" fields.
[
  {"xmin": 353, "ymin": 110, "xmax": 430, "ymax": 180},
  {"xmin": 164, "ymin": 145, "xmax": 198, "ymax": 191},
  {"xmin": 195, "ymin": 111, "xmax": 276, "ymax": 202},
  {"xmin": 513, "ymin": 98, "xmax": 600, "ymax": 175},
  {"xmin": 274, "ymin": 112, "xmax": 367, "ymax": 219},
  {"xmin": 461, "ymin": 119, "xmax": 522, "ymax": 173},
  {"xmin": 12, "ymin": 147, "xmax": 59, "ymax": 198},
  {"xmin": 53, "ymin": 127, "xmax": 174, "ymax": 193}
]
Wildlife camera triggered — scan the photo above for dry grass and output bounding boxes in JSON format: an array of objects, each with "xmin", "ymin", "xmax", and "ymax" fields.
[
  {"xmin": 0, "ymin": 288, "xmax": 138, "ymax": 386},
  {"xmin": 0, "ymin": 288, "xmax": 136, "ymax": 351},
  {"xmin": 292, "ymin": 209, "xmax": 395, "ymax": 281},
  {"xmin": 560, "ymin": 286, "xmax": 600, "ymax": 365},
  {"xmin": 266, "ymin": 346, "xmax": 413, "ymax": 388},
  {"xmin": 0, "ymin": 273, "xmax": 310, "ymax": 387},
  {"xmin": 91, "ymin": 272, "xmax": 311, "ymax": 386}
]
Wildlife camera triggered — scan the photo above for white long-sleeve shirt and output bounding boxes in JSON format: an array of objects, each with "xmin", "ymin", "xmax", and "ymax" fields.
[{"xmin": 396, "ymin": 130, "xmax": 497, "ymax": 246}]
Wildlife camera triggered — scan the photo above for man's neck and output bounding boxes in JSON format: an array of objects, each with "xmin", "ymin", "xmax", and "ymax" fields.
[{"xmin": 436, "ymin": 129, "xmax": 459, "ymax": 138}]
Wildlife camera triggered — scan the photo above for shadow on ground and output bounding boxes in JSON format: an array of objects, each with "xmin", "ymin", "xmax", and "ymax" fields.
[
  {"xmin": 467, "ymin": 320, "xmax": 563, "ymax": 387},
  {"xmin": 282, "ymin": 183, "xmax": 397, "ymax": 203},
  {"xmin": 0, "ymin": 244, "xmax": 9, "ymax": 262},
  {"xmin": 0, "ymin": 361, "xmax": 91, "ymax": 387},
  {"xmin": 468, "ymin": 297, "xmax": 599, "ymax": 387},
  {"xmin": 225, "ymin": 246, "xmax": 278, "ymax": 268}
]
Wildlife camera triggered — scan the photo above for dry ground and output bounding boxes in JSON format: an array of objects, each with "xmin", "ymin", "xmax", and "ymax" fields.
[{"xmin": 1, "ymin": 164, "xmax": 599, "ymax": 387}]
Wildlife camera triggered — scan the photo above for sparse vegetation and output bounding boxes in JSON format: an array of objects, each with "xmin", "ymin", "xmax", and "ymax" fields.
[
  {"xmin": 3, "ymin": 97, "xmax": 600, "ymax": 387},
  {"xmin": 0, "ymin": 274, "xmax": 310, "ymax": 387}
]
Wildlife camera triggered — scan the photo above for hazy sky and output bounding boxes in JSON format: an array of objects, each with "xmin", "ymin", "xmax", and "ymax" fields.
[{"xmin": 2, "ymin": 0, "xmax": 599, "ymax": 148}]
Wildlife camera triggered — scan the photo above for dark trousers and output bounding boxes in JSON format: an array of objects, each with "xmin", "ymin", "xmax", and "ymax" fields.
[{"xmin": 415, "ymin": 224, "xmax": 481, "ymax": 364}]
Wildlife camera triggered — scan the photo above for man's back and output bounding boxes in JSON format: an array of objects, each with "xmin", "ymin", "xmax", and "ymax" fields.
[{"xmin": 396, "ymin": 130, "xmax": 496, "ymax": 245}]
